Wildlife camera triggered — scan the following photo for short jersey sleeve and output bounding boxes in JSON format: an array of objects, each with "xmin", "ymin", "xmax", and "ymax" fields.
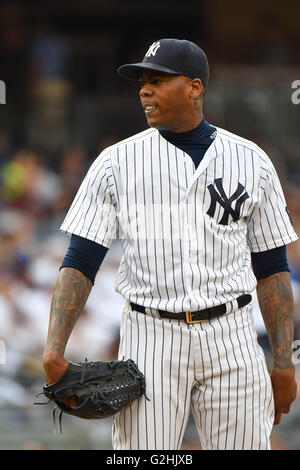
[
  {"xmin": 247, "ymin": 156, "xmax": 298, "ymax": 252},
  {"xmin": 60, "ymin": 151, "xmax": 118, "ymax": 249}
]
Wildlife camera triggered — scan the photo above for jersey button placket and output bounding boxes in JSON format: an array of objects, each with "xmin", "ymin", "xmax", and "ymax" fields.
[
  {"xmin": 179, "ymin": 191, "xmax": 189, "ymax": 310},
  {"xmin": 184, "ymin": 191, "xmax": 196, "ymax": 307}
]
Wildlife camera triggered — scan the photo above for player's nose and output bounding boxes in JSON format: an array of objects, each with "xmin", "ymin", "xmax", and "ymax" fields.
[{"xmin": 139, "ymin": 83, "xmax": 154, "ymax": 98}]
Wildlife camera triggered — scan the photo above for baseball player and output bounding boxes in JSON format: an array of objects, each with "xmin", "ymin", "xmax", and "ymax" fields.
[{"xmin": 43, "ymin": 39, "xmax": 298, "ymax": 450}]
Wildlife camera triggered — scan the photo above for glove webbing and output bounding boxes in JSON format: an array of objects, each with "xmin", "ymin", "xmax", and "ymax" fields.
[{"xmin": 52, "ymin": 405, "xmax": 64, "ymax": 436}]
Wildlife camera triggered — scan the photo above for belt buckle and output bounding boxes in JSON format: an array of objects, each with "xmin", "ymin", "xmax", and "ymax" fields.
[{"xmin": 185, "ymin": 311, "xmax": 203, "ymax": 324}]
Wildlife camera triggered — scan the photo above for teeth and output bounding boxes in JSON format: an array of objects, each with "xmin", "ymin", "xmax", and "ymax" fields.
[{"xmin": 145, "ymin": 105, "xmax": 156, "ymax": 111}]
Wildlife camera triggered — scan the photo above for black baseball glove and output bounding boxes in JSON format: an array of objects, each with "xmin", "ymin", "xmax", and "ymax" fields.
[{"xmin": 35, "ymin": 358, "xmax": 146, "ymax": 433}]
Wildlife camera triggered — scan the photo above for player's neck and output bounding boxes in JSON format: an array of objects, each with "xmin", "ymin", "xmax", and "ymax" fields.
[
  {"xmin": 159, "ymin": 113, "xmax": 204, "ymax": 134},
  {"xmin": 160, "ymin": 112, "xmax": 203, "ymax": 134}
]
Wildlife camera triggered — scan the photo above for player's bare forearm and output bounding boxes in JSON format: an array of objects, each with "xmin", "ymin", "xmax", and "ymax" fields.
[
  {"xmin": 43, "ymin": 267, "xmax": 92, "ymax": 358},
  {"xmin": 257, "ymin": 270, "xmax": 297, "ymax": 425},
  {"xmin": 256, "ymin": 271, "xmax": 294, "ymax": 369}
]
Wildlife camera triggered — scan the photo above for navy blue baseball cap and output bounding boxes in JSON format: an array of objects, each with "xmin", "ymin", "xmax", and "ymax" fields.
[{"xmin": 118, "ymin": 38, "xmax": 209, "ymax": 87}]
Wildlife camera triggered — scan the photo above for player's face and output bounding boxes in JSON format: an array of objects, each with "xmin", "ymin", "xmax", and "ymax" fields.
[{"xmin": 139, "ymin": 71, "xmax": 202, "ymax": 132}]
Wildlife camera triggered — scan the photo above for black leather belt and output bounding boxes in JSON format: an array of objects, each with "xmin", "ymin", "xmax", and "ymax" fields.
[{"xmin": 130, "ymin": 294, "xmax": 252, "ymax": 324}]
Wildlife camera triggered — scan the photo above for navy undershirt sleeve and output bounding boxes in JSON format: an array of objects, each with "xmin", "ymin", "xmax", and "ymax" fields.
[
  {"xmin": 60, "ymin": 234, "xmax": 109, "ymax": 284},
  {"xmin": 251, "ymin": 245, "xmax": 290, "ymax": 280}
]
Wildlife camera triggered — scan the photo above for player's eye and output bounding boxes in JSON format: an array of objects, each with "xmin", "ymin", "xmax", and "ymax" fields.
[{"xmin": 139, "ymin": 77, "xmax": 163, "ymax": 88}]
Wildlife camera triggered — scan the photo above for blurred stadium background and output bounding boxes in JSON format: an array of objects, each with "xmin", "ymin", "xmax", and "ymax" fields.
[{"xmin": 1, "ymin": 0, "xmax": 300, "ymax": 450}]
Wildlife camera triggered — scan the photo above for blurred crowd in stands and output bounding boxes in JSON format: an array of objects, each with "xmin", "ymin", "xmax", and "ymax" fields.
[{"xmin": 0, "ymin": 136, "xmax": 126, "ymax": 407}]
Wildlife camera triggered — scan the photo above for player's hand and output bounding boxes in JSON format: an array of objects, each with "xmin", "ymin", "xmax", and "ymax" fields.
[
  {"xmin": 43, "ymin": 351, "xmax": 70, "ymax": 384},
  {"xmin": 42, "ymin": 351, "xmax": 77, "ymax": 407},
  {"xmin": 270, "ymin": 366, "xmax": 297, "ymax": 425}
]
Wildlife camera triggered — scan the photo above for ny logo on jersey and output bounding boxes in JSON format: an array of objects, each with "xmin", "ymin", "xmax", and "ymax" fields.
[
  {"xmin": 207, "ymin": 178, "xmax": 249, "ymax": 225},
  {"xmin": 145, "ymin": 41, "xmax": 161, "ymax": 57}
]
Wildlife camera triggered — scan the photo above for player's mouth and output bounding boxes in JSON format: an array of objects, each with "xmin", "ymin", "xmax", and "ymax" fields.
[{"xmin": 144, "ymin": 104, "xmax": 158, "ymax": 114}]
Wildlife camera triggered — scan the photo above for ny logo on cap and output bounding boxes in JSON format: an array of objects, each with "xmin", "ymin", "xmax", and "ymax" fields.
[{"xmin": 145, "ymin": 41, "xmax": 161, "ymax": 58}]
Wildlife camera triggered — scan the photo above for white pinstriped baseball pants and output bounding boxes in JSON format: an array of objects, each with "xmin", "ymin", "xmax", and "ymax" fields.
[{"xmin": 112, "ymin": 301, "xmax": 274, "ymax": 450}]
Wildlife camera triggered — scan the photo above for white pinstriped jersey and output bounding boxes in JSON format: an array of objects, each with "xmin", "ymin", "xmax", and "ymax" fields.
[{"xmin": 60, "ymin": 126, "xmax": 298, "ymax": 313}]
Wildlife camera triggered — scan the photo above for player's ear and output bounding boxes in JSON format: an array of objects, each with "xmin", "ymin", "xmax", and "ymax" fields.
[{"xmin": 190, "ymin": 78, "xmax": 203, "ymax": 99}]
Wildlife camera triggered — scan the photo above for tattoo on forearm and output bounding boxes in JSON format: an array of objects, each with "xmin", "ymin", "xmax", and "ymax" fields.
[
  {"xmin": 256, "ymin": 271, "xmax": 294, "ymax": 369},
  {"xmin": 44, "ymin": 268, "xmax": 92, "ymax": 355}
]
